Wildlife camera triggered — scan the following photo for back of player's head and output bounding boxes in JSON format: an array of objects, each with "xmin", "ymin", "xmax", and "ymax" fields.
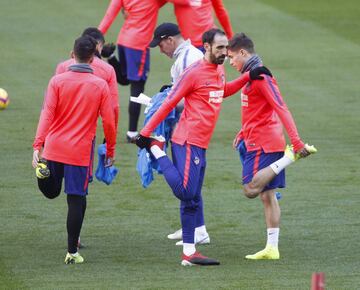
[
  {"xmin": 82, "ymin": 27, "xmax": 105, "ymax": 44},
  {"xmin": 73, "ymin": 35, "xmax": 97, "ymax": 63},
  {"xmin": 228, "ymin": 33, "xmax": 255, "ymax": 53},
  {"xmin": 202, "ymin": 29, "xmax": 226, "ymax": 45}
]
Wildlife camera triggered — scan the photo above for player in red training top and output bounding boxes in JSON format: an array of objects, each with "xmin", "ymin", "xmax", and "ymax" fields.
[
  {"xmin": 56, "ymin": 27, "xmax": 119, "ymax": 131},
  {"xmin": 135, "ymin": 29, "xmax": 272, "ymax": 266},
  {"xmin": 56, "ymin": 27, "xmax": 119, "ymax": 249},
  {"xmin": 98, "ymin": 0, "xmax": 164, "ymax": 142},
  {"xmin": 32, "ymin": 36, "xmax": 116, "ymax": 265},
  {"xmin": 167, "ymin": 0, "xmax": 233, "ymax": 50},
  {"xmin": 227, "ymin": 33, "xmax": 317, "ymax": 260}
]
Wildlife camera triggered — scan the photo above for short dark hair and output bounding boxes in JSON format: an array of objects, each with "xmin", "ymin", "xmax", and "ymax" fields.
[
  {"xmin": 228, "ymin": 33, "xmax": 255, "ymax": 53},
  {"xmin": 202, "ymin": 28, "xmax": 226, "ymax": 45},
  {"xmin": 73, "ymin": 35, "xmax": 97, "ymax": 62},
  {"xmin": 82, "ymin": 27, "xmax": 105, "ymax": 44}
]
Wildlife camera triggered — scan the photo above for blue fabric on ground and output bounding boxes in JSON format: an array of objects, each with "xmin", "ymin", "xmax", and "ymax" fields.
[{"xmin": 95, "ymin": 144, "xmax": 119, "ymax": 185}]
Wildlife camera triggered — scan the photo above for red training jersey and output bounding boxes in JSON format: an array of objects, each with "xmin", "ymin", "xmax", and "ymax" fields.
[
  {"xmin": 171, "ymin": 0, "xmax": 233, "ymax": 47},
  {"xmin": 33, "ymin": 70, "xmax": 116, "ymax": 166},
  {"xmin": 238, "ymin": 75, "xmax": 304, "ymax": 153},
  {"xmin": 141, "ymin": 59, "xmax": 250, "ymax": 149},
  {"xmin": 98, "ymin": 0, "xmax": 163, "ymax": 50},
  {"xmin": 55, "ymin": 57, "xmax": 120, "ymax": 130}
]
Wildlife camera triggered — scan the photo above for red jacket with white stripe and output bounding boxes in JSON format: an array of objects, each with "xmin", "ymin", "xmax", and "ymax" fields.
[
  {"xmin": 237, "ymin": 75, "xmax": 304, "ymax": 153},
  {"xmin": 141, "ymin": 59, "xmax": 250, "ymax": 149}
]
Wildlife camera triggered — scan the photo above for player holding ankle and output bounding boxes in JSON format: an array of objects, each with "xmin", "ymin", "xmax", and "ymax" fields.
[{"xmin": 227, "ymin": 33, "xmax": 317, "ymax": 260}]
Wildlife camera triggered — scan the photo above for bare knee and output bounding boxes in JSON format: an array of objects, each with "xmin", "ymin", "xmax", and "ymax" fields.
[{"xmin": 243, "ymin": 184, "xmax": 259, "ymax": 199}]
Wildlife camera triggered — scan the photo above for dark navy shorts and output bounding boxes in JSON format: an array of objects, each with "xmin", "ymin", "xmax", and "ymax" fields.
[
  {"xmin": 47, "ymin": 161, "xmax": 91, "ymax": 196},
  {"xmin": 117, "ymin": 45, "xmax": 150, "ymax": 81},
  {"xmin": 237, "ymin": 140, "xmax": 285, "ymax": 191}
]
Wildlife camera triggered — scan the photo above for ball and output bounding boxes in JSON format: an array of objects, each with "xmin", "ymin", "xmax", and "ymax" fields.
[{"xmin": 0, "ymin": 88, "xmax": 10, "ymax": 110}]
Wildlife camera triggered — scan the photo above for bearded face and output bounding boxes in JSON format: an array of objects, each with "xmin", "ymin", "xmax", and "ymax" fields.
[{"xmin": 207, "ymin": 34, "xmax": 228, "ymax": 65}]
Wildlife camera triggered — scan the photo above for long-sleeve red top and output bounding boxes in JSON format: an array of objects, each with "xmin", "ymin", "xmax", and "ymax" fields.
[
  {"xmin": 238, "ymin": 75, "xmax": 304, "ymax": 153},
  {"xmin": 98, "ymin": 0, "xmax": 163, "ymax": 50},
  {"xmin": 33, "ymin": 70, "xmax": 116, "ymax": 166},
  {"xmin": 55, "ymin": 57, "xmax": 119, "ymax": 130},
  {"xmin": 141, "ymin": 59, "xmax": 249, "ymax": 149},
  {"xmin": 171, "ymin": 0, "xmax": 233, "ymax": 47}
]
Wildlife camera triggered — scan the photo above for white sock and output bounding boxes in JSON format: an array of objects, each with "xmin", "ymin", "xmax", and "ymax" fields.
[
  {"xmin": 150, "ymin": 145, "xmax": 166, "ymax": 159},
  {"xmin": 270, "ymin": 155, "xmax": 294, "ymax": 175},
  {"xmin": 266, "ymin": 228, "xmax": 279, "ymax": 248},
  {"xmin": 183, "ymin": 243, "xmax": 196, "ymax": 256},
  {"xmin": 126, "ymin": 131, "xmax": 138, "ymax": 138},
  {"xmin": 195, "ymin": 225, "xmax": 207, "ymax": 236}
]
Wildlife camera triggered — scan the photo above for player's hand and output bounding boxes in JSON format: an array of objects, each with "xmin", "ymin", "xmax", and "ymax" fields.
[
  {"xmin": 101, "ymin": 43, "xmax": 116, "ymax": 58},
  {"xmin": 105, "ymin": 156, "xmax": 115, "ymax": 167},
  {"xmin": 249, "ymin": 66, "xmax": 272, "ymax": 80},
  {"xmin": 232, "ymin": 134, "xmax": 241, "ymax": 149},
  {"xmin": 159, "ymin": 84, "xmax": 172, "ymax": 92},
  {"xmin": 32, "ymin": 150, "xmax": 40, "ymax": 168},
  {"xmin": 134, "ymin": 134, "xmax": 151, "ymax": 149}
]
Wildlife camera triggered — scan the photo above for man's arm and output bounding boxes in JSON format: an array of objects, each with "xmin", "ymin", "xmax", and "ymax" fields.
[
  {"xmin": 108, "ymin": 67, "xmax": 120, "ymax": 130},
  {"xmin": 211, "ymin": 0, "xmax": 233, "ymax": 38},
  {"xmin": 140, "ymin": 71, "xmax": 194, "ymax": 137},
  {"xmin": 224, "ymin": 71, "xmax": 250, "ymax": 98},
  {"xmin": 224, "ymin": 66, "xmax": 273, "ymax": 98},
  {"xmin": 98, "ymin": 0, "xmax": 123, "ymax": 34},
  {"xmin": 99, "ymin": 84, "xmax": 117, "ymax": 161},
  {"xmin": 33, "ymin": 78, "xmax": 58, "ymax": 151},
  {"xmin": 255, "ymin": 75, "xmax": 305, "ymax": 152}
]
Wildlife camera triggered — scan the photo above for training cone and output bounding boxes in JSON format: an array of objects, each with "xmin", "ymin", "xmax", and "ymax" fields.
[{"xmin": 311, "ymin": 272, "xmax": 325, "ymax": 290}]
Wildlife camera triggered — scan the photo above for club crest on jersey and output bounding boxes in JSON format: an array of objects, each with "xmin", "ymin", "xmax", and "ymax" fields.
[
  {"xmin": 209, "ymin": 90, "xmax": 224, "ymax": 104},
  {"xmin": 194, "ymin": 156, "xmax": 200, "ymax": 165},
  {"xmin": 241, "ymin": 93, "xmax": 248, "ymax": 107}
]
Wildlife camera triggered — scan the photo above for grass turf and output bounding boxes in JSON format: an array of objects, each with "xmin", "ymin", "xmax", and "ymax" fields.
[{"xmin": 0, "ymin": 0, "xmax": 359, "ymax": 289}]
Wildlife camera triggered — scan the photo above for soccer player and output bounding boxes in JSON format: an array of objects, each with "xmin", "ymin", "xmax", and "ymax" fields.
[
  {"xmin": 135, "ymin": 29, "xmax": 271, "ymax": 266},
  {"xmin": 149, "ymin": 22, "xmax": 209, "ymax": 245},
  {"xmin": 168, "ymin": 0, "xmax": 233, "ymax": 51},
  {"xmin": 32, "ymin": 35, "xmax": 117, "ymax": 264},
  {"xmin": 98, "ymin": 0, "xmax": 164, "ymax": 142},
  {"xmin": 227, "ymin": 33, "xmax": 317, "ymax": 260},
  {"xmin": 56, "ymin": 27, "xmax": 119, "ymax": 131},
  {"xmin": 56, "ymin": 27, "xmax": 119, "ymax": 249}
]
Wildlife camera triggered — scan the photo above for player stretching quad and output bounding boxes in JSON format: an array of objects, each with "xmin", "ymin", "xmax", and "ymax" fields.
[
  {"xmin": 135, "ymin": 29, "xmax": 272, "ymax": 266},
  {"xmin": 149, "ymin": 22, "xmax": 209, "ymax": 246},
  {"xmin": 56, "ymin": 27, "xmax": 119, "ymax": 249},
  {"xmin": 227, "ymin": 33, "xmax": 317, "ymax": 260},
  {"xmin": 32, "ymin": 36, "xmax": 116, "ymax": 264}
]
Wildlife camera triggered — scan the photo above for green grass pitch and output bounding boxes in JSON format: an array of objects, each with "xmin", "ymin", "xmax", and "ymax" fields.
[{"xmin": 0, "ymin": 0, "xmax": 359, "ymax": 289}]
